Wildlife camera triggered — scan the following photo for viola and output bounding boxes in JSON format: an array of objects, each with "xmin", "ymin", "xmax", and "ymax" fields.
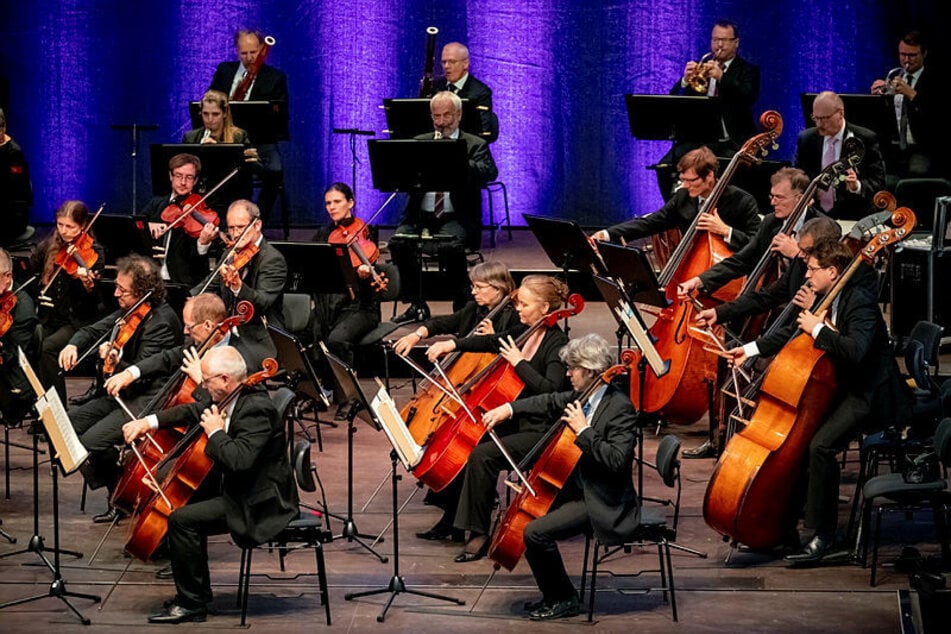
[
  {"xmin": 703, "ymin": 208, "xmax": 915, "ymax": 550},
  {"xmin": 102, "ymin": 301, "xmax": 153, "ymax": 377},
  {"xmin": 628, "ymin": 111, "xmax": 783, "ymax": 426},
  {"xmin": 111, "ymin": 301, "xmax": 254, "ymax": 515},
  {"xmin": 327, "ymin": 217, "xmax": 388, "ymax": 292},
  {"xmin": 410, "ymin": 294, "xmax": 585, "ymax": 492},
  {"xmin": 489, "ymin": 362, "xmax": 629, "ymax": 571},
  {"xmin": 159, "ymin": 193, "xmax": 220, "ymax": 239},
  {"xmin": 124, "ymin": 358, "xmax": 279, "ymax": 562},
  {"xmin": 220, "ymin": 242, "xmax": 260, "ymax": 289},
  {"xmin": 38, "ymin": 204, "xmax": 105, "ymax": 307},
  {"xmin": 0, "ymin": 291, "xmax": 15, "ymax": 342}
]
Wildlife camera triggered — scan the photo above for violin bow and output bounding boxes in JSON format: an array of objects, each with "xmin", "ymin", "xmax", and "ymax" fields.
[
  {"xmin": 195, "ymin": 222, "xmax": 256, "ymax": 295},
  {"xmin": 162, "ymin": 167, "xmax": 240, "ymax": 234},
  {"xmin": 112, "ymin": 395, "xmax": 172, "ymax": 510},
  {"xmin": 69, "ymin": 289, "xmax": 154, "ymax": 372}
]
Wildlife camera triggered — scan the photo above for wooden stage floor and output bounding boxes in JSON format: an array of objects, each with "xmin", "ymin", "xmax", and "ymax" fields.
[{"xmin": 0, "ymin": 229, "xmax": 944, "ymax": 632}]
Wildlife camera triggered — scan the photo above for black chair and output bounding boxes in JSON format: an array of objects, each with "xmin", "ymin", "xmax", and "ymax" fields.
[
  {"xmin": 859, "ymin": 417, "xmax": 951, "ymax": 586},
  {"xmin": 580, "ymin": 434, "xmax": 681, "ymax": 622},
  {"xmin": 236, "ymin": 396, "xmax": 333, "ymax": 626}
]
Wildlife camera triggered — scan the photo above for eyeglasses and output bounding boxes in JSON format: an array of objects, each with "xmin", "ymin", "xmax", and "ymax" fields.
[
  {"xmin": 805, "ymin": 264, "xmax": 830, "ymax": 272},
  {"xmin": 171, "ymin": 172, "xmax": 197, "ymax": 182},
  {"xmin": 115, "ymin": 284, "xmax": 134, "ymax": 296},
  {"xmin": 679, "ymin": 174, "xmax": 704, "ymax": 184},
  {"xmin": 712, "ymin": 37, "xmax": 737, "ymax": 44},
  {"xmin": 811, "ymin": 111, "xmax": 841, "ymax": 123}
]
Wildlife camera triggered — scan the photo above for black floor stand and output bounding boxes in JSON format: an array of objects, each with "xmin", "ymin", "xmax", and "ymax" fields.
[
  {"xmin": 0, "ymin": 434, "xmax": 100, "ymax": 625},
  {"xmin": 345, "ymin": 450, "xmax": 464, "ymax": 622},
  {"xmin": 326, "ymin": 403, "xmax": 388, "ymax": 563},
  {"xmin": 0, "ymin": 518, "xmax": 14, "ymax": 544}
]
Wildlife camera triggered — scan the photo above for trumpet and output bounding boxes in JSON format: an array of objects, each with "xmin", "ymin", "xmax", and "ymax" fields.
[
  {"xmin": 686, "ymin": 48, "xmax": 721, "ymax": 93},
  {"xmin": 874, "ymin": 67, "xmax": 906, "ymax": 95}
]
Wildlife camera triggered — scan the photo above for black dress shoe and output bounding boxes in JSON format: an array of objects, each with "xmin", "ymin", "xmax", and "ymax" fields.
[
  {"xmin": 92, "ymin": 507, "xmax": 124, "ymax": 524},
  {"xmin": 784, "ymin": 534, "xmax": 834, "ymax": 566},
  {"xmin": 523, "ymin": 598, "xmax": 548, "ymax": 612},
  {"xmin": 529, "ymin": 597, "xmax": 581, "ymax": 621},
  {"xmin": 682, "ymin": 440, "xmax": 716, "ymax": 459},
  {"xmin": 393, "ymin": 303, "xmax": 430, "ymax": 325},
  {"xmin": 147, "ymin": 602, "xmax": 207, "ymax": 624},
  {"xmin": 416, "ymin": 523, "xmax": 465, "ymax": 542},
  {"xmin": 69, "ymin": 381, "xmax": 99, "ymax": 406},
  {"xmin": 155, "ymin": 563, "xmax": 173, "ymax": 579}
]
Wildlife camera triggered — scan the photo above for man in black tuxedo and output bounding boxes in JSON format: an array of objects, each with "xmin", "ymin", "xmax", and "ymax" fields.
[
  {"xmin": 390, "ymin": 91, "xmax": 498, "ymax": 324},
  {"xmin": 481, "ymin": 334, "xmax": 639, "ymax": 621},
  {"xmin": 794, "ymin": 91, "xmax": 886, "ymax": 221},
  {"xmin": 195, "ymin": 199, "xmax": 286, "ymax": 361},
  {"xmin": 209, "ymin": 29, "xmax": 288, "ymax": 222},
  {"xmin": 432, "ymin": 42, "xmax": 497, "ymax": 143},
  {"xmin": 123, "ymin": 346, "xmax": 299, "ymax": 624},
  {"xmin": 657, "ymin": 20, "xmax": 760, "ymax": 199},
  {"xmin": 0, "ymin": 108, "xmax": 32, "ymax": 246},
  {"xmin": 58, "ymin": 255, "xmax": 183, "ymax": 521},
  {"xmin": 592, "ymin": 145, "xmax": 760, "ymax": 252},
  {"xmin": 0, "ymin": 248, "xmax": 36, "ymax": 421},
  {"xmin": 870, "ymin": 30, "xmax": 946, "ymax": 178},
  {"xmin": 727, "ymin": 239, "xmax": 911, "ymax": 564},
  {"xmin": 142, "ymin": 153, "xmax": 213, "ymax": 287}
]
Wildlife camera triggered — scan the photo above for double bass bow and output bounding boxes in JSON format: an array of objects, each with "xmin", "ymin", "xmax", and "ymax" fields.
[
  {"xmin": 703, "ymin": 207, "xmax": 916, "ymax": 550},
  {"xmin": 628, "ymin": 111, "xmax": 783, "ymax": 426}
]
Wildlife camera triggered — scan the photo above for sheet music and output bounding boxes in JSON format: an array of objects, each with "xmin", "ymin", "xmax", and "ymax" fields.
[
  {"xmin": 615, "ymin": 301, "xmax": 670, "ymax": 378},
  {"xmin": 18, "ymin": 347, "xmax": 89, "ymax": 474},
  {"xmin": 371, "ymin": 385, "xmax": 423, "ymax": 471}
]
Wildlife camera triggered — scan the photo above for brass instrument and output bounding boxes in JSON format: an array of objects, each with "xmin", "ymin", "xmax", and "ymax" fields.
[
  {"xmin": 419, "ymin": 26, "xmax": 439, "ymax": 98},
  {"xmin": 686, "ymin": 48, "xmax": 721, "ymax": 93},
  {"xmin": 874, "ymin": 67, "xmax": 906, "ymax": 95}
]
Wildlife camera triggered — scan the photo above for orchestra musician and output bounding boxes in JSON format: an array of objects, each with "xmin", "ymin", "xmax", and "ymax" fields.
[
  {"xmin": 870, "ymin": 30, "xmax": 944, "ymax": 179},
  {"xmin": 420, "ymin": 275, "xmax": 570, "ymax": 561},
  {"xmin": 725, "ymin": 239, "xmax": 911, "ymax": 564},
  {"xmin": 0, "ymin": 247, "xmax": 36, "ymax": 422},
  {"xmin": 794, "ymin": 91, "xmax": 886, "ymax": 221},
  {"xmin": 122, "ymin": 346, "xmax": 298, "ymax": 624},
  {"xmin": 390, "ymin": 90, "xmax": 498, "ymax": 325},
  {"xmin": 142, "ymin": 153, "xmax": 214, "ymax": 286},
  {"xmin": 677, "ymin": 167, "xmax": 820, "ymax": 300},
  {"xmin": 209, "ymin": 29, "xmax": 288, "ymax": 223},
  {"xmin": 656, "ymin": 19, "xmax": 761, "ymax": 199},
  {"xmin": 31, "ymin": 200, "xmax": 104, "ymax": 403},
  {"xmin": 58, "ymin": 255, "xmax": 182, "ymax": 523},
  {"xmin": 481, "ymin": 333, "xmax": 639, "ymax": 621},
  {"xmin": 195, "ymin": 199, "xmax": 286, "ymax": 361},
  {"xmin": 431, "ymin": 42, "xmax": 498, "ymax": 143},
  {"xmin": 0, "ymin": 108, "xmax": 33, "ymax": 246},
  {"xmin": 591, "ymin": 146, "xmax": 761, "ymax": 252},
  {"xmin": 392, "ymin": 260, "xmax": 517, "ymax": 357}
]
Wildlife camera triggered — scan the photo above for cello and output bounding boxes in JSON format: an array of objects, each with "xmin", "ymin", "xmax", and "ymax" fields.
[
  {"xmin": 488, "ymin": 362, "xmax": 629, "ymax": 571},
  {"xmin": 410, "ymin": 294, "xmax": 585, "ymax": 492},
  {"xmin": 110, "ymin": 301, "xmax": 254, "ymax": 515},
  {"xmin": 703, "ymin": 208, "xmax": 916, "ymax": 550},
  {"xmin": 124, "ymin": 358, "xmax": 278, "ymax": 561},
  {"xmin": 628, "ymin": 111, "xmax": 783, "ymax": 425}
]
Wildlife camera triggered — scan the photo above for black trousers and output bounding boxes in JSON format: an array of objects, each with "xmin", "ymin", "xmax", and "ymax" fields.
[
  {"xmin": 168, "ymin": 496, "xmax": 229, "ymax": 608},
  {"xmin": 452, "ymin": 431, "xmax": 542, "ymax": 535},
  {"xmin": 389, "ymin": 217, "xmax": 467, "ymax": 305},
  {"xmin": 39, "ymin": 323, "xmax": 76, "ymax": 404},
  {"xmin": 524, "ymin": 498, "xmax": 590, "ymax": 603}
]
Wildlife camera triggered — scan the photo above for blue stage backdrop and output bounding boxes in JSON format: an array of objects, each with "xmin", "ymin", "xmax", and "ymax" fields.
[{"xmin": 2, "ymin": 1, "xmax": 943, "ymax": 229}]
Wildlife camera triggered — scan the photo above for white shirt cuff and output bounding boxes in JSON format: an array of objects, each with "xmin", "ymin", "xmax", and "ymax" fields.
[
  {"xmin": 742, "ymin": 341, "xmax": 760, "ymax": 358},
  {"xmin": 128, "ymin": 365, "xmax": 141, "ymax": 380},
  {"xmin": 197, "ymin": 242, "xmax": 211, "ymax": 255},
  {"xmin": 146, "ymin": 414, "xmax": 159, "ymax": 431},
  {"xmin": 811, "ymin": 322, "xmax": 826, "ymax": 339}
]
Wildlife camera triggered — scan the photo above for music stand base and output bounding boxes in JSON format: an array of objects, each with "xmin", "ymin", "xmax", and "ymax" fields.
[
  {"xmin": 0, "ymin": 577, "xmax": 101, "ymax": 625},
  {"xmin": 332, "ymin": 516, "xmax": 388, "ymax": 563},
  {"xmin": 345, "ymin": 575, "xmax": 464, "ymax": 623}
]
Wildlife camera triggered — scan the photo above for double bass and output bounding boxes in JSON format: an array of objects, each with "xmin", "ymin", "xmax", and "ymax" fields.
[
  {"xmin": 628, "ymin": 111, "xmax": 783, "ymax": 425},
  {"xmin": 488, "ymin": 361, "xmax": 629, "ymax": 571},
  {"xmin": 124, "ymin": 358, "xmax": 278, "ymax": 561},
  {"xmin": 703, "ymin": 208, "xmax": 915, "ymax": 550}
]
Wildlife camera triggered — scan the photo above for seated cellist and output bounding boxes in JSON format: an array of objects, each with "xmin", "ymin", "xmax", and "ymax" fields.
[
  {"xmin": 726, "ymin": 239, "xmax": 912, "ymax": 564},
  {"xmin": 421, "ymin": 275, "xmax": 570, "ymax": 558},
  {"xmin": 481, "ymin": 333, "xmax": 639, "ymax": 621}
]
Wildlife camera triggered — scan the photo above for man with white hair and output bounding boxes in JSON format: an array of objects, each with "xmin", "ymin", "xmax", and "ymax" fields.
[{"xmin": 431, "ymin": 41, "xmax": 497, "ymax": 143}]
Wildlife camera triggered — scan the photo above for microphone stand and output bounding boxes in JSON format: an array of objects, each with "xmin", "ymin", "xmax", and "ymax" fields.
[
  {"xmin": 332, "ymin": 128, "xmax": 375, "ymax": 200},
  {"xmin": 111, "ymin": 123, "xmax": 158, "ymax": 212}
]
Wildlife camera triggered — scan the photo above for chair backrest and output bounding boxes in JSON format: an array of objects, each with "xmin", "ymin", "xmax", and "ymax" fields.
[
  {"xmin": 292, "ymin": 439, "xmax": 317, "ymax": 493},
  {"xmin": 907, "ymin": 321, "xmax": 943, "ymax": 375},
  {"xmin": 934, "ymin": 418, "xmax": 951, "ymax": 467},
  {"xmin": 655, "ymin": 435, "xmax": 681, "ymax": 488},
  {"xmin": 905, "ymin": 340, "xmax": 931, "ymax": 393},
  {"xmin": 282, "ymin": 292, "xmax": 312, "ymax": 334}
]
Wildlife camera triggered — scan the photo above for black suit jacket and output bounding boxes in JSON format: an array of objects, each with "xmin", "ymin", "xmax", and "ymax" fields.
[
  {"xmin": 511, "ymin": 385, "xmax": 640, "ymax": 545},
  {"xmin": 699, "ymin": 207, "xmax": 824, "ymax": 293},
  {"xmin": 794, "ymin": 123, "xmax": 886, "ymax": 221},
  {"xmin": 181, "ymin": 127, "xmax": 251, "ymax": 145},
  {"xmin": 209, "ymin": 62, "xmax": 289, "ymax": 143},
  {"xmin": 670, "ymin": 55, "xmax": 760, "ymax": 143},
  {"xmin": 135, "ymin": 336, "xmax": 265, "ymax": 391},
  {"xmin": 606, "ymin": 185, "xmax": 761, "ymax": 251},
  {"xmin": 0, "ymin": 288, "xmax": 36, "ymax": 398},
  {"xmin": 434, "ymin": 74, "xmax": 497, "ymax": 143},
  {"xmin": 141, "ymin": 195, "xmax": 211, "ymax": 287},
  {"xmin": 157, "ymin": 386, "xmax": 299, "ymax": 545},
  {"xmin": 69, "ymin": 301, "xmax": 183, "ymax": 402},
  {"xmin": 421, "ymin": 300, "xmax": 518, "ymax": 338},
  {"xmin": 905, "ymin": 66, "xmax": 948, "ymax": 174},
  {"xmin": 194, "ymin": 239, "xmax": 286, "ymax": 361},
  {"xmin": 716, "ymin": 256, "xmax": 806, "ymax": 325},
  {"xmin": 403, "ymin": 131, "xmax": 498, "ymax": 248},
  {"xmin": 31, "ymin": 241, "xmax": 106, "ymax": 331}
]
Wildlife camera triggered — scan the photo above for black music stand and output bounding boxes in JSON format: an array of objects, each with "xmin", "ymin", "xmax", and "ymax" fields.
[
  {"xmin": 596, "ymin": 241, "xmax": 667, "ymax": 309},
  {"xmin": 93, "ymin": 214, "xmax": 155, "ymax": 264},
  {"xmin": 189, "ymin": 100, "xmax": 289, "ymax": 143},
  {"xmin": 381, "ymin": 98, "xmax": 486, "ymax": 139},
  {"xmin": 270, "ymin": 241, "xmax": 359, "ymax": 297},
  {"xmin": 331, "ymin": 353, "xmax": 464, "ymax": 621},
  {"xmin": 625, "ymin": 94, "xmax": 724, "ymax": 143},
  {"xmin": 149, "ymin": 143, "xmax": 251, "ymax": 217}
]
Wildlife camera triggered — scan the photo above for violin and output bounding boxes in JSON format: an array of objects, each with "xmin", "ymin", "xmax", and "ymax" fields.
[
  {"xmin": 102, "ymin": 301, "xmax": 153, "ymax": 377},
  {"xmin": 125, "ymin": 358, "xmax": 279, "ymax": 561},
  {"xmin": 0, "ymin": 275, "xmax": 32, "ymax": 341},
  {"xmin": 39, "ymin": 203, "xmax": 105, "ymax": 305},
  {"xmin": 158, "ymin": 167, "xmax": 240, "ymax": 239},
  {"xmin": 111, "ymin": 301, "xmax": 254, "ymax": 515},
  {"xmin": 327, "ymin": 217, "xmax": 388, "ymax": 292},
  {"xmin": 197, "ymin": 222, "xmax": 258, "ymax": 295},
  {"xmin": 489, "ymin": 363, "xmax": 629, "ymax": 571}
]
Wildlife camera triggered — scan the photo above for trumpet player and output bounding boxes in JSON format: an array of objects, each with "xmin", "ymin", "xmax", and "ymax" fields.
[
  {"xmin": 657, "ymin": 20, "xmax": 760, "ymax": 200},
  {"xmin": 870, "ymin": 30, "xmax": 941, "ymax": 178}
]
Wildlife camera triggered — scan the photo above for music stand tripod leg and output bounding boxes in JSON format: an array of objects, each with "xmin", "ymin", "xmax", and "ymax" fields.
[{"xmin": 345, "ymin": 450, "xmax": 464, "ymax": 622}]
